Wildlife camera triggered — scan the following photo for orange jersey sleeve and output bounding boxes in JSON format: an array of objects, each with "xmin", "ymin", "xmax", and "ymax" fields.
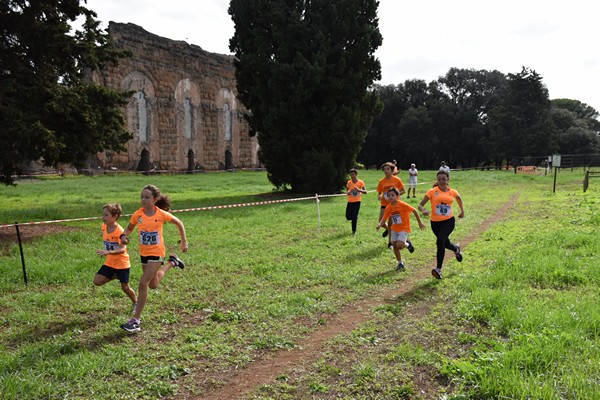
[
  {"xmin": 102, "ymin": 223, "xmax": 130, "ymax": 269},
  {"xmin": 129, "ymin": 207, "xmax": 174, "ymax": 257},
  {"xmin": 426, "ymin": 187, "xmax": 459, "ymax": 222}
]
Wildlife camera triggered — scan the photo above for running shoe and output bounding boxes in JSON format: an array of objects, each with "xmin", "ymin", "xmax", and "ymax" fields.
[
  {"xmin": 382, "ymin": 230, "xmax": 388, "ymax": 238},
  {"xmin": 387, "ymin": 242, "xmax": 393, "ymax": 249},
  {"xmin": 121, "ymin": 318, "xmax": 141, "ymax": 332},
  {"xmin": 455, "ymin": 244, "xmax": 463, "ymax": 262},
  {"xmin": 431, "ymin": 268, "xmax": 442, "ymax": 279},
  {"xmin": 169, "ymin": 254, "xmax": 185, "ymax": 269},
  {"xmin": 406, "ymin": 239, "xmax": 415, "ymax": 253},
  {"xmin": 396, "ymin": 260, "xmax": 406, "ymax": 271}
]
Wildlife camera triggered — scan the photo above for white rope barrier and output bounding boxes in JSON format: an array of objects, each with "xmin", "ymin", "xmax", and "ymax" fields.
[
  {"xmin": 0, "ymin": 188, "xmax": 430, "ymax": 230},
  {"xmin": 0, "ymin": 193, "xmax": 347, "ymax": 229}
]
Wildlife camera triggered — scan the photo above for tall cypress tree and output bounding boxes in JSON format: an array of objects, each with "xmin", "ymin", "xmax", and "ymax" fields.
[{"xmin": 229, "ymin": 0, "xmax": 382, "ymax": 193}]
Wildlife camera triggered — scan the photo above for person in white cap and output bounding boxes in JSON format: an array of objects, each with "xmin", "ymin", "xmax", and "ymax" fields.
[{"xmin": 408, "ymin": 163, "xmax": 418, "ymax": 198}]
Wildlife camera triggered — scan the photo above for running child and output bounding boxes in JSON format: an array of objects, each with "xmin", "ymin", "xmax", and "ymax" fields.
[
  {"xmin": 94, "ymin": 203, "xmax": 137, "ymax": 313},
  {"xmin": 376, "ymin": 187, "xmax": 426, "ymax": 270},
  {"xmin": 391, "ymin": 159, "xmax": 400, "ymax": 175},
  {"xmin": 345, "ymin": 168, "xmax": 367, "ymax": 235},
  {"xmin": 408, "ymin": 163, "xmax": 418, "ymax": 198},
  {"xmin": 376, "ymin": 162, "xmax": 405, "ymax": 248},
  {"xmin": 418, "ymin": 170, "xmax": 464, "ymax": 279},
  {"xmin": 120, "ymin": 184, "xmax": 188, "ymax": 333}
]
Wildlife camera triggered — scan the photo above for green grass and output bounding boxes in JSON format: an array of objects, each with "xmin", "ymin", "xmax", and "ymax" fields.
[{"xmin": 0, "ymin": 168, "xmax": 598, "ymax": 399}]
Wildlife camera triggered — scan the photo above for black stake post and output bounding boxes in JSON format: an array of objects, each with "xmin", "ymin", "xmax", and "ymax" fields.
[
  {"xmin": 14, "ymin": 222, "xmax": 28, "ymax": 286},
  {"xmin": 553, "ymin": 167, "xmax": 558, "ymax": 193}
]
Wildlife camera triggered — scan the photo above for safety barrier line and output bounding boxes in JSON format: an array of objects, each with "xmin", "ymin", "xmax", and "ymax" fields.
[
  {"xmin": 171, "ymin": 195, "xmax": 321, "ymax": 214},
  {"xmin": 0, "ymin": 193, "xmax": 348, "ymax": 229},
  {"xmin": 0, "ymin": 215, "xmax": 102, "ymax": 229},
  {"xmin": 0, "ymin": 187, "xmax": 429, "ymax": 229}
]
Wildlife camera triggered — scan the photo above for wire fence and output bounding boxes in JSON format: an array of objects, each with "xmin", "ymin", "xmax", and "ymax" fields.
[{"xmin": 2, "ymin": 190, "xmax": 369, "ymax": 285}]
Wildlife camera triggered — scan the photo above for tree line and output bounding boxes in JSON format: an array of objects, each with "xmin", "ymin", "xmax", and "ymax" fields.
[
  {"xmin": 359, "ymin": 67, "xmax": 600, "ymax": 170},
  {"xmin": 3, "ymin": 1, "xmax": 599, "ymax": 192}
]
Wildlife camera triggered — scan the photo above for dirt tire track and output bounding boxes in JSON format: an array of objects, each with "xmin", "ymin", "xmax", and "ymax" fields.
[{"xmin": 185, "ymin": 192, "xmax": 520, "ymax": 400}]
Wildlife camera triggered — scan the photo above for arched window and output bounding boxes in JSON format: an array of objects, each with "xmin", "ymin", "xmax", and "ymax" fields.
[
  {"xmin": 224, "ymin": 103, "xmax": 232, "ymax": 141},
  {"xmin": 136, "ymin": 91, "xmax": 148, "ymax": 142},
  {"xmin": 184, "ymin": 98, "xmax": 193, "ymax": 139}
]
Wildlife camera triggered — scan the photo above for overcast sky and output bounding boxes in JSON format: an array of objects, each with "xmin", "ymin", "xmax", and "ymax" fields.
[{"xmin": 84, "ymin": 0, "xmax": 600, "ymax": 111}]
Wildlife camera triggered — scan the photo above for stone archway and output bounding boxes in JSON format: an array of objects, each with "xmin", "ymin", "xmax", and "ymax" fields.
[
  {"xmin": 137, "ymin": 148, "xmax": 152, "ymax": 171},
  {"xmin": 225, "ymin": 149, "xmax": 233, "ymax": 170},
  {"xmin": 187, "ymin": 149, "xmax": 195, "ymax": 172}
]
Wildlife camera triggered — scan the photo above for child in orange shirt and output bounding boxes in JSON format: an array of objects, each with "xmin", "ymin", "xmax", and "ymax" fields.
[
  {"xmin": 418, "ymin": 170, "xmax": 464, "ymax": 279},
  {"xmin": 376, "ymin": 187, "xmax": 425, "ymax": 270},
  {"xmin": 376, "ymin": 162, "xmax": 406, "ymax": 248},
  {"xmin": 119, "ymin": 185, "xmax": 188, "ymax": 333},
  {"xmin": 346, "ymin": 168, "xmax": 367, "ymax": 235},
  {"xmin": 94, "ymin": 203, "xmax": 137, "ymax": 313}
]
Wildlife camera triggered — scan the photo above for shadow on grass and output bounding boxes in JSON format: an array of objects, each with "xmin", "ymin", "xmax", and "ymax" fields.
[
  {"xmin": 4, "ymin": 313, "xmax": 131, "ymax": 350},
  {"xmin": 322, "ymin": 231, "xmax": 354, "ymax": 242},
  {"xmin": 362, "ymin": 268, "xmax": 399, "ymax": 284},
  {"xmin": 2, "ymin": 328, "xmax": 133, "ymax": 374},
  {"xmin": 381, "ymin": 277, "xmax": 441, "ymax": 304},
  {"xmin": 341, "ymin": 244, "xmax": 386, "ymax": 263}
]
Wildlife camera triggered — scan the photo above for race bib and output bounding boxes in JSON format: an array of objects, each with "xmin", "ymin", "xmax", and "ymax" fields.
[
  {"xmin": 351, "ymin": 189, "xmax": 359, "ymax": 197},
  {"xmin": 383, "ymin": 192, "xmax": 389, "ymax": 200},
  {"xmin": 103, "ymin": 240, "xmax": 119, "ymax": 251},
  {"xmin": 435, "ymin": 204, "xmax": 452, "ymax": 216},
  {"xmin": 140, "ymin": 230, "xmax": 160, "ymax": 246},
  {"xmin": 391, "ymin": 213, "xmax": 402, "ymax": 225}
]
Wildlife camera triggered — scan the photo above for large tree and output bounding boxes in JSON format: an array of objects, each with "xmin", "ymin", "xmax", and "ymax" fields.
[
  {"xmin": 437, "ymin": 68, "xmax": 507, "ymax": 167},
  {"xmin": 488, "ymin": 67, "xmax": 558, "ymax": 163},
  {"xmin": 551, "ymin": 99, "xmax": 600, "ymax": 154},
  {"xmin": 361, "ymin": 69, "xmax": 508, "ymax": 170},
  {"xmin": 229, "ymin": 0, "xmax": 382, "ymax": 193},
  {"xmin": 358, "ymin": 83, "xmax": 415, "ymax": 167},
  {"xmin": 0, "ymin": 0, "xmax": 131, "ymax": 185}
]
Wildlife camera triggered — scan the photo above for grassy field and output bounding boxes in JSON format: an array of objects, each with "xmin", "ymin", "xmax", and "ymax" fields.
[{"xmin": 0, "ymin": 168, "xmax": 597, "ymax": 399}]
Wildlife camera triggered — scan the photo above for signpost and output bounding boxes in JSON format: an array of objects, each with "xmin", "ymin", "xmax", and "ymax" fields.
[{"xmin": 552, "ymin": 154, "xmax": 561, "ymax": 193}]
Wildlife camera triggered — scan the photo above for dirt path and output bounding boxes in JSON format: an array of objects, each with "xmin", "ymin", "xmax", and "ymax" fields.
[{"xmin": 185, "ymin": 193, "xmax": 520, "ymax": 400}]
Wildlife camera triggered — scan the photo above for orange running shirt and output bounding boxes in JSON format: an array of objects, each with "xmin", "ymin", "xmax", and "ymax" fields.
[
  {"xmin": 102, "ymin": 223, "xmax": 130, "ymax": 269},
  {"xmin": 346, "ymin": 179, "xmax": 365, "ymax": 203},
  {"xmin": 376, "ymin": 175, "xmax": 405, "ymax": 206},
  {"xmin": 425, "ymin": 187, "xmax": 460, "ymax": 222},
  {"xmin": 129, "ymin": 206, "xmax": 174, "ymax": 257},
  {"xmin": 382, "ymin": 201, "xmax": 415, "ymax": 233}
]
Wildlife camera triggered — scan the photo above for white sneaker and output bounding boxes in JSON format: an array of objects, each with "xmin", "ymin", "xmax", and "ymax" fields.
[{"xmin": 121, "ymin": 318, "xmax": 141, "ymax": 333}]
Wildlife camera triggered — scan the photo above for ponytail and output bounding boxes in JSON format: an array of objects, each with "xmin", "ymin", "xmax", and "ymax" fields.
[{"xmin": 142, "ymin": 184, "xmax": 171, "ymax": 211}]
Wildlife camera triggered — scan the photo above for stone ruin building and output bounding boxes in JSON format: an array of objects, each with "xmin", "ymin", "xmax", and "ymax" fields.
[{"xmin": 88, "ymin": 22, "xmax": 259, "ymax": 172}]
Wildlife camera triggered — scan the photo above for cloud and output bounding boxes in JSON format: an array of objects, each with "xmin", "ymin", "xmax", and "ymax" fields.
[
  {"xmin": 82, "ymin": 0, "xmax": 600, "ymax": 111},
  {"xmin": 511, "ymin": 21, "xmax": 561, "ymax": 37}
]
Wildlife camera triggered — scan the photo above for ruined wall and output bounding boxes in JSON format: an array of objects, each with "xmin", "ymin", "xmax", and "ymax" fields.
[{"xmin": 93, "ymin": 22, "xmax": 258, "ymax": 171}]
